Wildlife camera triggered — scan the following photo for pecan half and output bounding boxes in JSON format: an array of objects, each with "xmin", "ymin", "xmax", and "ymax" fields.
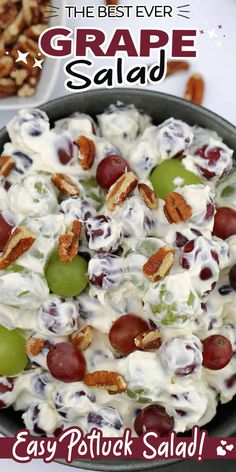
[
  {"xmin": 58, "ymin": 220, "xmax": 82, "ymax": 264},
  {"xmin": 164, "ymin": 192, "xmax": 192, "ymax": 223},
  {"xmin": 83, "ymin": 371, "xmax": 127, "ymax": 394},
  {"xmin": 0, "ymin": 226, "xmax": 36, "ymax": 270},
  {"xmin": 51, "ymin": 173, "xmax": 80, "ymax": 197},
  {"xmin": 25, "ymin": 337, "xmax": 45, "ymax": 356},
  {"xmin": 135, "ymin": 330, "xmax": 162, "ymax": 351},
  {"xmin": 106, "ymin": 0, "xmax": 119, "ymax": 5},
  {"xmin": 75, "ymin": 135, "xmax": 96, "ymax": 171},
  {"xmin": 184, "ymin": 74, "xmax": 205, "ymax": 106},
  {"xmin": 138, "ymin": 183, "xmax": 158, "ymax": 209},
  {"xmin": 70, "ymin": 325, "xmax": 93, "ymax": 351},
  {"xmin": 106, "ymin": 171, "xmax": 138, "ymax": 211},
  {"xmin": 143, "ymin": 246, "xmax": 175, "ymax": 282},
  {"xmin": 0, "ymin": 155, "xmax": 15, "ymax": 177},
  {"xmin": 166, "ymin": 60, "xmax": 189, "ymax": 77}
]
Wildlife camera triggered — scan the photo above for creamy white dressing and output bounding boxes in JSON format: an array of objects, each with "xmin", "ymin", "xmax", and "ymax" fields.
[{"xmin": 0, "ymin": 104, "xmax": 235, "ymax": 437}]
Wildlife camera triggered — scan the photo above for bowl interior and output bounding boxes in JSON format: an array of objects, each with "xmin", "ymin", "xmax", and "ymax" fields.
[{"xmin": 0, "ymin": 89, "xmax": 236, "ymax": 471}]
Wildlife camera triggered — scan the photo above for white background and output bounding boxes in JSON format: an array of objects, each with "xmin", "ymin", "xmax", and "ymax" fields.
[{"xmin": 1, "ymin": 0, "xmax": 236, "ymax": 470}]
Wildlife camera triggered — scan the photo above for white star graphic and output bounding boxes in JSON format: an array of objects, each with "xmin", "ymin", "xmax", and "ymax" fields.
[
  {"xmin": 215, "ymin": 40, "xmax": 223, "ymax": 48},
  {"xmin": 207, "ymin": 29, "xmax": 217, "ymax": 39},
  {"xmin": 15, "ymin": 50, "xmax": 29, "ymax": 64},
  {"xmin": 33, "ymin": 57, "xmax": 44, "ymax": 69}
]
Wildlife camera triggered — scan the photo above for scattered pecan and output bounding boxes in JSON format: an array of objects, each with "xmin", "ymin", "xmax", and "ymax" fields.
[
  {"xmin": 10, "ymin": 68, "xmax": 29, "ymax": 86},
  {"xmin": 135, "ymin": 330, "xmax": 162, "ymax": 351},
  {"xmin": 138, "ymin": 183, "xmax": 158, "ymax": 209},
  {"xmin": 0, "ymin": 1, "xmax": 18, "ymax": 30},
  {"xmin": 0, "ymin": 226, "xmax": 36, "ymax": 270},
  {"xmin": 184, "ymin": 73, "xmax": 205, "ymax": 106},
  {"xmin": 58, "ymin": 220, "xmax": 82, "ymax": 264},
  {"xmin": 51, "ymin": 173, "xmax": 80, "ymax": 197},
  {"xmin": 106, "ymin": 171, "xmax": 138, "ymax": 211},
  {"xmin": 25, "ymin": 337, "xmax": 45, "ymax": 356},
  {"xmin": 143, "ymin": 246, "xmax": 175, "ymax": 282},
  {"xmin": 17, "ymin": 83, "xmax": 35, "ymax": 97},
  {"xmin": 24, "ymin": 23, "xmax": 47, "ymax": 40},
  {"xmin": 75, "ymin": 135, "xmax": 96, "ymax": 171},
  {"xmin": 3, "ymin": 10, "xmax": 26, "ymax": 45},
  {"xmin": 0, "ymin": 56, "xmax": 14, "ymax": 79},
  {"xmin": 83, "ymin": 370, "xmax": 127, "ymax": 394},
  {"xmin": 0, "ymin": 156, "xmax": 15, "ymax": 177},
  {"xmin": 70, "ymin": 325, "xmax": 93, "ymax": 351},
  {"xmin": 22, "ymin": 0, "xmax": 44, "ymax": 26},
  {"xmin": 164, "ymin": 192, "xmax": 192, "ymax": 223},
  {"xmin": 166, "ymin": 60, "xmax": 189, "ymax": 77},
  {"xmin": 0, "ymin": 77, "xmax": 17, "ymax": 97}
]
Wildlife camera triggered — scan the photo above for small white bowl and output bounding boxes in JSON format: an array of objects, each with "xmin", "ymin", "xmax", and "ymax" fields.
[{"xmin": 0, "ymin": 1, "xmax": 66, "ymax": 110}]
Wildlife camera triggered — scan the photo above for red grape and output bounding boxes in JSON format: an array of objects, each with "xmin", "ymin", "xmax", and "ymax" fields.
[
  {"xmin": 47, "ymin": 342, "xmax": 86, "ymax": 382},
  {"xmin": 202, "ymin": 335, "xmax": 233, "ymax": 370},
  {"xmin": 213, "ymin": 207, "xmax": 236, "ymax": 240},
  {"xmin": 96, "ymin": 155, "xmax": 130, "ymax": 190},
  {"xmin": 0, "ymin": 213, "xmax": 13, "ymax": 251},
  {"xmin": 134, "ymin": 405, "xmax": 174, "ymax": 437},
  {"xmin": 109, "ymin": 314, "xmax": 149, "ymax": 356},
  {"xmin": 229, "ymin": 264, "xmax": 236, "ymax": 291},
  {"xmin": 0, "ymin": 377, "xmax": 14, "ymax": 409}
]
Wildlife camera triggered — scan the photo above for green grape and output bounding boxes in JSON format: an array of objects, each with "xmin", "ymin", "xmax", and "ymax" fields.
[
  {"xmin": 150, "ymin": 159, "xmax": 203, "ymax": 199},
  {"xmin": 45, "ymin": 251, "xmax": 88, "ymax": 297},
  {"xmin": 0, "ymin": 326, "xmax": 28, "ymax": 376}
]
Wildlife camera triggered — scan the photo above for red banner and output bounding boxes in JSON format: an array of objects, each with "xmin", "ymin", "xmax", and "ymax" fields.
[{"xmin": 0, "ymin": 427, "xmax": 235, "ymax": 462}]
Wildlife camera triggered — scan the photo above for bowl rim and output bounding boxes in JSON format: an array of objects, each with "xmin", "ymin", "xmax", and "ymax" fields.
[{"xmin": 0, "ymin": 88, "xmax": 235, "ymax": 471}]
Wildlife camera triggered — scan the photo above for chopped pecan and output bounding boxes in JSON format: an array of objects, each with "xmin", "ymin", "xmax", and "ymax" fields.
[
  {"xmin": 22, "ymin": 0, "xmax": 44, "ymax": 25},
  {"xmin": 0, "ymin": 56, "xmax": 14, "ymax": 79},
  {"xmin": 164, "ymin": 192, "xmax": 192, "ymax": 223},
  {"xmin": 25, "ymin": 337, "xmax": 45, "ymax": 356},
  {"xmin": 3, "ymin": 10, "xmax": 26, "ymax": 45},
  {"xmin": 24, "ymin": 24, "xmax": 47, "ymax": 40},
  {"xmin": 58, "ymin": 220, "xmax": 82, "ymax": 264},
  {"xmin": 17, "ymin": 83, "xmax": 35, "ymax": 97},
  {"xmin": 76, "ymin": 135, "xmax": 96, "ymax": 171},
  {"xmin": 138, "ymin": 183, "xmax": 158, "ymax": 209},
  {"xmin": 0, "ymin": 1, "xmax": 18, "ymax": 30},
  {"xmin": 70, "ymin": 325, "xmax": 93, "ymax": 351},
  {"xmin": 135, "ymin": 330, "xmax": 162, "ymax": 351},
  {"xmin": 51, "ymin": 173, "xmax": 80, "ymax": 197},
  {"xmin": 11, "ymin": 35, "xmax": 40, "ymax": 70},
  {"xmin": 83, "ymin": 370, "xmax": 127, "ymax": 394},
  {"xmin": 0, "ymin": 77, "xmax": 17, "ymax": 97},
  {"xmin": 143, "ymin": 246, "xmax": 175, "ymax": 282},
  {"xmin": 10, "ymin": 68, "xmax": 29, "ymax": 86},
  {"xmin": 0, "ymin": 156, "xmax": 15, "ymax": 177},
  {"xmin": 106, "ymin": 171, "xmax": 138, "ymax": 211},
  {"xmin": 184, "ymin": 74, "xmax": 205, "ymax": 106},
  {"xmin": 166, "ymin": 60, "xmax": 189, "ymax": 77},
  {"xmin": 0, "ymin": 226, "xmax": 36, "ymax": 270}
]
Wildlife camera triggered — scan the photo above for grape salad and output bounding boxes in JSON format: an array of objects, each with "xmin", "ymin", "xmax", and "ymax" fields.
[{"xmin": 0, "ymin": 104, "xmax": 235, "ymax": 438}]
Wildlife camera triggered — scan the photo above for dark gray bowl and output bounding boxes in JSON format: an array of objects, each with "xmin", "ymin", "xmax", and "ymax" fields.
[{"xmin": 0, "ymin": 89, "xmax": 236, "ymax": 471}]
